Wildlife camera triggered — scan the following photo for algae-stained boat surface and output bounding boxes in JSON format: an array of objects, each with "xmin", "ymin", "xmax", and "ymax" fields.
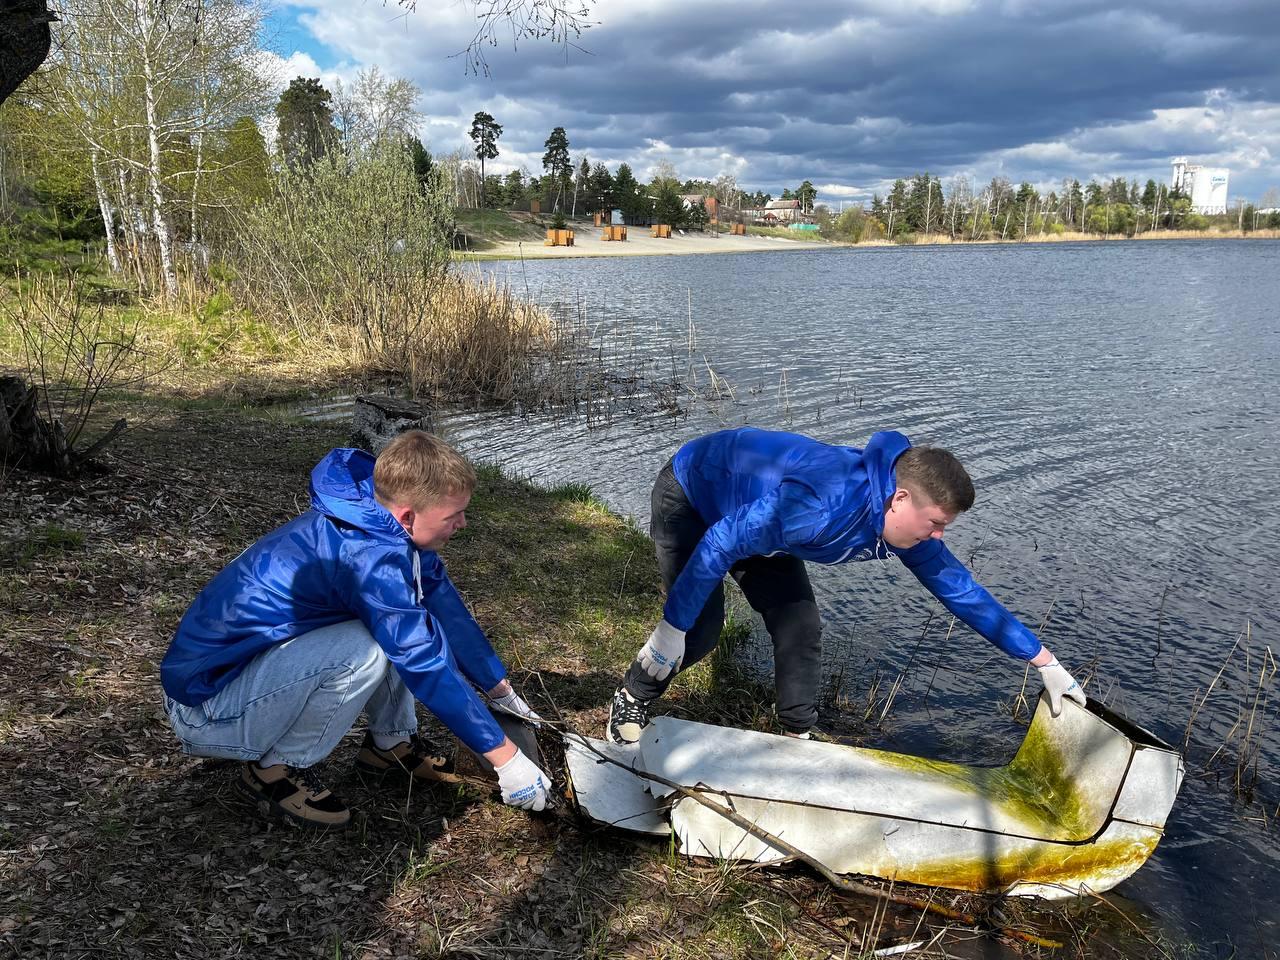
[{"xmin": 565, "ymin": 693, "xmax": 1184, "ymax": 899}]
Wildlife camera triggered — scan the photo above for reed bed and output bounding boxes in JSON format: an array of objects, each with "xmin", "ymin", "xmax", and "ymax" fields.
[{"xmin": 1181, "ymin": 622, "xmax": 1277, "ymax": 807}]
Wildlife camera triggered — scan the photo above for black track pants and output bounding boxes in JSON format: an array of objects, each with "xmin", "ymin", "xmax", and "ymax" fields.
[{"xmin": 623, "ymin": 461, "xmax": 824, "ymax": 732}]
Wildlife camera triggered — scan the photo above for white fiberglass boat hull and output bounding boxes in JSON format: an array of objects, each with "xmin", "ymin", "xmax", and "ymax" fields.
[{"xmin": 566, "ymin": 694, "xmax": 1183, "ymax": 899}]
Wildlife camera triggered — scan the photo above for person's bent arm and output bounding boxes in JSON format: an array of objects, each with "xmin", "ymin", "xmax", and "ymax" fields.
[
  {"xmin": 417, "ymin": 550, "xmax": 506, "ymax": 692},
  {"xmin": 342, "ymin": 547, "xmax": 506, "ymax": 756},
  {"xmin": 662, "ymin": 482, "xmax": 824, "ymax": 631}
]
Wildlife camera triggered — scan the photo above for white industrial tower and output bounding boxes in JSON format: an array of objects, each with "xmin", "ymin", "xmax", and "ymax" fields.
[{"xmin": 1171, "ymin": 157, "xmax": 1229, "ymax": 214}]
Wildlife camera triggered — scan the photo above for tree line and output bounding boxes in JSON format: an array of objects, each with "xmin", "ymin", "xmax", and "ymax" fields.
[
  {"xmin": 455, "ymin": 110, "xmax": 1280, "ymax": 239},
  {"xmin": 828, "ymin": 173, "xmax": 1280, "ymax": 242}
]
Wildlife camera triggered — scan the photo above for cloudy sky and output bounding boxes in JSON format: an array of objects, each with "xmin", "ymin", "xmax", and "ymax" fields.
[{"xmin": 262, "ymin": 0, "xmax": 1280, "ymax": 205}]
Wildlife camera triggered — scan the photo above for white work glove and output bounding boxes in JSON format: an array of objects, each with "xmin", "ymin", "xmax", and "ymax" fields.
[
  {"xmin": 490, "ymin": 689, "xmax": 543, "ymax": 727},
  {"xmin": 636, "ymin": 620, "xmax": 686, "ymax": 681},
  {"xmin": 494, "ymin": 749, "xmax": 552, "ymax": 811},
  {"xmin": 1037, "ymin": 659, "xmax": 1086, "ymax": 717}
]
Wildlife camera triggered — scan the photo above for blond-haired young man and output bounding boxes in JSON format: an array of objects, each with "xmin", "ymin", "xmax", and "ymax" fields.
[
  {"xmin": 161, "ymin": 431, "xmax": 549, "ymax": 827},
  {"xmin": 608, "ymin": 428, "xmax": 1085, "ymax": 744}
]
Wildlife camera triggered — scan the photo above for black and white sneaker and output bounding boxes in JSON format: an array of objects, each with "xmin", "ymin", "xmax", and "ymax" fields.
[{"xmin": 606, "ymin": 686, "xmax": 651, "ymax": 744}]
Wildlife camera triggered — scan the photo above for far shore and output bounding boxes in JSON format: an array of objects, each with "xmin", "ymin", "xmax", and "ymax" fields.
[
  {"xmin": 460, "ymin": 224, "xmax": 832, "ymax": 260},
  {"xmin": 458, "ymin": 222, "xmax": 1280, "ymax": 260}
]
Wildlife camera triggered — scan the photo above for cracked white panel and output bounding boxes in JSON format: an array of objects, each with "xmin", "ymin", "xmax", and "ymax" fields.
[{"xmin": 564, "ymin": 736, "xmax": 669, "ymax": 836}]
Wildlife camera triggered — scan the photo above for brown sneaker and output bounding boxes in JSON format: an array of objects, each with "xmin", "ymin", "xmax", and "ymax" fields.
[
  {"xmin": 237, "ymin": 763, "xmax": 351, "ymax": 828},
  {"xmin": 354, "ymin": 733, "xmax": 456, "ymax": 783}
]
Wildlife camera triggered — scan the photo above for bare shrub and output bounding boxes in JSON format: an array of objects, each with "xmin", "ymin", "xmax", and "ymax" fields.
[
  {"xmin": 226, "ymin": 142, "xmax": 592, "ymax": 407},
  {"xmin": 0, "ymin": 272, "xmax": 166, "ymax": 474}
]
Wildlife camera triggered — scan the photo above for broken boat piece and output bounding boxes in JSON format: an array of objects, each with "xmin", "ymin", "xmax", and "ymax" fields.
[{"xmin": 564, "ymin": 693, "xmax": 1183, "ymax": 899}]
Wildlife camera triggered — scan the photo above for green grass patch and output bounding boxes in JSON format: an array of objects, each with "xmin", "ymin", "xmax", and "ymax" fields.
[
  {"xmin": 4, "ymin": 522, "xmax": 87, "ymax": 569},
  {"xmin": 453, "ymin": 208, "xmax": 549, "ymax": 244},
  {"xmin": 745, "ymin": 225, "xmax": 832, "ymax": 242}
]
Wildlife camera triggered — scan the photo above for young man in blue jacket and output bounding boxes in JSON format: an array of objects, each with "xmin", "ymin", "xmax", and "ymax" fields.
[
  {"xmin": 607, "ymin": 428, "xmax": 1086, "ymax": 744},
  {"xmin": 161, "ymin": 431, "xmax": 550, "ymax": 827}
]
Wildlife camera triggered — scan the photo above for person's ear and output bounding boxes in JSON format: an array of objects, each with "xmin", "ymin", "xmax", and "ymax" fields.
[
  {"xmin": 393, "ymin": 505, "xmax": 415, "ymax": 534},
  {"xmin": 890, "ymin": 488, "xmax": 911, "ymax": 510}
]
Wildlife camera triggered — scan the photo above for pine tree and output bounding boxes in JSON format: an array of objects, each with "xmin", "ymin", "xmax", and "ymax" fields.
[
  {"xmin": 468, "ymin": 111, "xmax": 502, "ymax": 208},
  {"xmin": 504, "ymin": 168, "xmax": 526, "ymax": 207},
  {"xmin": 612, "ymin": 163, "xmax": 648, "ymax": 224},
  {"xmin": 795, "ymin": 180, "xmax": 817, "ymax": 214},
  {"xmin": 588, "ymin": 162, "xmax": 613, "ymax": 212},
  {"xmin": 276, "ymin": 77, "xmax": 337, "ymax": 170},
  {"xmin": 541, "ymin": 126, "xmax": 571, "ymax": 210},
  {"xmin": 406, "ymin": 136, "xmax": 433, "ymax": 192}
]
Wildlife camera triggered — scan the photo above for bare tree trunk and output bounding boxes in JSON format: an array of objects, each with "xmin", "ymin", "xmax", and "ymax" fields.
[
  {"xmin": 138, "ymin": 4, "xmax": 177, "ymax": 298},
  {"xmin": 190, "ymin": 130, "xmax": 203, "ymax": 243},
  {"xmin": 117, "ymin": 164, "xmax": 146, "ymax": 285},
  {"xmin": 90, "ymin": 149, "xmax": 121, "ymax": 272}
]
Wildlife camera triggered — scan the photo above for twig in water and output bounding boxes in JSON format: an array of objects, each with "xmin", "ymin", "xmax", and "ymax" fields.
[{"xmin": 1152, "ymin": 580, "xmax": 1172, "ymax": 667}]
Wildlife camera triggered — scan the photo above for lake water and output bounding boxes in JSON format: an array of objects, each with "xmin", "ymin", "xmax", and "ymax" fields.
[{"xmin": 443, "ymin": 239, "xmax": 1278, "ymax": 957}]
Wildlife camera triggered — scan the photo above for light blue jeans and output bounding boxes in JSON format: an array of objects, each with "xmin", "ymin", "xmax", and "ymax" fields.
[{"xmin": 163, "ymin": 620, "xmax": 417, "ymax": 768}]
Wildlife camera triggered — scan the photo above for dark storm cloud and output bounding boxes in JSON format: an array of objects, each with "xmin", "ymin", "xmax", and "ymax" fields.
[{"xmin": 305, "ymin": 0, "xmax": 1280, "ymax": 196}]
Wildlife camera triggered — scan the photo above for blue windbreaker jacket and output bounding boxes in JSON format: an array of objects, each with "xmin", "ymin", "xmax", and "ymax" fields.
[
  {"xmin": 667, "ymin": 428, "xmax": 1043, "ymax": 660},
  {"xmin": 159, "ymin": 448, "xmax": 507, "ymax": 754}
]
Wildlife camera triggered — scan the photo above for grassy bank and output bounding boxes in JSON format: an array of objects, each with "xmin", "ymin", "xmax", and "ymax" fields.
[{"xmin": 0, "ymin": 368, "xmax": 1191, "ymax": 958}]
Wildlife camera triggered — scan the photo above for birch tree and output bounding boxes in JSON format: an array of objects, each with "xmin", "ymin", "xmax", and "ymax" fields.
[
  {"xmin": 48, "ymin": 0, "xmax": 267, "ymax": 297},
  {"xmin": 332, "ymin": 67, "xmax": 421, "ymax": 154}
]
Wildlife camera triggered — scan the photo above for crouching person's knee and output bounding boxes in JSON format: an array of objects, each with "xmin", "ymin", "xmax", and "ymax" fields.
[{"xmin": 327, "ymin": 620, "xmax": 390, "ymax": 688}]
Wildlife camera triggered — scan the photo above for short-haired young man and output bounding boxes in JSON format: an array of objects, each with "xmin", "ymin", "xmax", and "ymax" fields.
[
  {"xmin": 162, "ymin": 431, "xmax": 550, "ymax": 827},
  {"xmin": 607, "ymin": 428, "xmax": 1085, "ymax": 744}
]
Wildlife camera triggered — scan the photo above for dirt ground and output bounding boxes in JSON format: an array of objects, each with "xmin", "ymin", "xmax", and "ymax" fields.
[{"xmin": 0, "ymin": 391, "xmax": 1179, "ymax": 959}]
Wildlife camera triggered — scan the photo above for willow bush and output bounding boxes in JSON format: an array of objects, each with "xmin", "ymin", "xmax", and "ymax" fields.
[{"xmin": 226, "ymin": 144, "xmax": 577, "ymax": 406}]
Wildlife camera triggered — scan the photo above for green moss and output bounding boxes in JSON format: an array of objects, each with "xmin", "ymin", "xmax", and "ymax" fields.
[{"xmin": 867, "ymin": 717, "xmax": 1097, "ymax": 841}]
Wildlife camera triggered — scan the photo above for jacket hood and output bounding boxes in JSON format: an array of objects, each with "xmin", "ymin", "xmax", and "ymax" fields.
[
  {"xmin": 804, "ymin": 430, "xmax": 911, "ymax": 552},
  {"xmin": 309, "ymin": 448, "xmax": 408, "ymax": 543},
  {"xmin": 862, "ymin": 430, "xmax": 911, "ymax": 535}
]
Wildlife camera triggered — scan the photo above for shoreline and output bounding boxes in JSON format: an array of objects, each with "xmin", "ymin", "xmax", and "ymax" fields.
[
  {"xmin": 457, "ymin": 223, "xmax": 1280, "ymax": 261},
  {"xmin": 458, "ymin": 225, "xmax": 833, "ymax": 260}
]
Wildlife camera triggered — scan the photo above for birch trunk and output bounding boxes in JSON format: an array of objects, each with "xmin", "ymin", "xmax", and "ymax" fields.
[
  {"xmin": 117, "ymin": 164, "xmax": 145, "ymax": 285},
  {"xmin": 139, "ymin": 10, "xmax": 178, "ymax": 299},
  {"xmin": 90, "ymin": 150, "xmax": 121, "ymax": 273},
  {"xmin": 190, "ymin": 127, "xmax": 204, "ymax": 244}
]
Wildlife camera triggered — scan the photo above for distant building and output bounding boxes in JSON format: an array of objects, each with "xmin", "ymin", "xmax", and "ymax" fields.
[
  {"xmin": 680, "ymin": 194, "xmax": 718, "ymax": 222},
  {"xmin": 765, "ymin": 198, "xmax": 803, "ymax": 222},
  {"xmin": 1172, "ymin": 157, "xmax": 1229, "ymax": 215}
]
